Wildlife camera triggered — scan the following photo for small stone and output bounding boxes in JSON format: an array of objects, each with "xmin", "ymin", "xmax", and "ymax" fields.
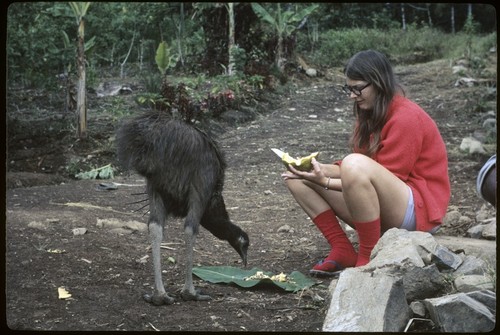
[
  {"xmin": 72, "ymin": 227, "xmax": 88, "ymax": 236},
  {"xmin": 432, "ymin": 245, "xmax": 463, "ymax": 270},
  {"xmin": 277, "ymin": 225, "xmax": 294, "ymax": 233}
]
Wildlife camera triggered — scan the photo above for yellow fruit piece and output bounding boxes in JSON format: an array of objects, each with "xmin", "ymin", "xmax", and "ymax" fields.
[
  {"xmin": 282, "ymin": 151, "xmax": 319, "ymax": 171},
  {"xmin": 58, "ymin": 287, "xmax": 72, "ymax": 300},
  {"xmin": 245, "ymin": 271, "xmax": 290, "ymax": 282},
  {"xmin": 47, "ymin": 249, "xmax": 66, "ymax": 254},
  {"xmin": 270, "ymin": 273, "xmax": 287, "ymax": 282},
  {"xmin": 245, "ymin": 271, "xmax": 270, "ymax": 281}
]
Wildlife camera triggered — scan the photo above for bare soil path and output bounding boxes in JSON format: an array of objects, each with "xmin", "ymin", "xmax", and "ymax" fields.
[{"xmin": 5, "ymin": 59, "xmax": 496, "ymax": 331}]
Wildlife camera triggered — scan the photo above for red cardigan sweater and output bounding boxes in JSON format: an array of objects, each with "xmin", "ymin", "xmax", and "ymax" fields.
[{"xmin": 342, "ymin": 95, "xmax": 451, "ymax": 232}]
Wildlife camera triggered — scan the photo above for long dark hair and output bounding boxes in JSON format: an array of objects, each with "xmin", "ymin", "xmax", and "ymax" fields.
[{"xmin": 344, "ymin": 50, "xmax": 404, "ymax": 156}]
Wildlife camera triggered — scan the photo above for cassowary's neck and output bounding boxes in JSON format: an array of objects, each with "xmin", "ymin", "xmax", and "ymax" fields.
[
  {"xmin": 200, "ymin": 203, "xmax": 249, "ymax": 266},
  {"xmin": 201, "ymin": 216, "xmax": 240, "ymax": 242}
]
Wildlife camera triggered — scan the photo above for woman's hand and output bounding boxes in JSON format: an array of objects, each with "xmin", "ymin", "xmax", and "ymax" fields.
[{"xmin": 281, "ymin": 158, "xmax": 326, "ymax": 185}]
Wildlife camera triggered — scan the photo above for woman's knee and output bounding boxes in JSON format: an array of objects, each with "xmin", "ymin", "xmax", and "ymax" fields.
[
  {"xmin": 340, "ymin": 153, "xmax": 372, "ymax": 186},
  {"xmin": 284, "ymin": 178, "xmax": 305, "ymax": 194}
]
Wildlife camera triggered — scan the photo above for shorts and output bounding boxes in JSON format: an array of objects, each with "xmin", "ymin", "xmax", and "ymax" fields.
[
  {"xmin": 400, "ymin": 186, "xmax": 440, "ymax": 234},
  {"xmin": 476, "ymin": 155, "xmax": 496, "ymax": 199}
]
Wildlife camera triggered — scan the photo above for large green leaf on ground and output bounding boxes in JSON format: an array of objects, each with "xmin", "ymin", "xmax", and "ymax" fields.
[{"xmin": 192, "ymin": 266, "xmax": 317, "ymax": 292}]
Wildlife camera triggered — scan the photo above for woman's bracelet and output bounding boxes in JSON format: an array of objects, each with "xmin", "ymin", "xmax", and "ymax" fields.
[{"xmin": 324, "ymin": 177, "xmax": 331, "ymax": 190}]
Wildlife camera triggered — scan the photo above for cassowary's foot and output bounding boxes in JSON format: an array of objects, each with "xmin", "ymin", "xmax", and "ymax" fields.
[
  {"xmin": 143, "ymin": 291, "xmax": 175, "ymax": 306},
  {"xmin": 180, "ymin": 288, "xmax": 211, "ymax": 302}
]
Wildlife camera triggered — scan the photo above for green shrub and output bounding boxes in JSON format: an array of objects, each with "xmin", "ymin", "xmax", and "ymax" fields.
[{"xmin": 298, "ymin": 26, "xmax": 496, "ymax": 68}]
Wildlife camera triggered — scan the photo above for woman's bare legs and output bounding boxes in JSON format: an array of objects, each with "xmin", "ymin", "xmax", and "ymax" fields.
[
  {"xmin": 285, "ymin": 153, "xmax": 410, "ymax": 267},
  {"xmin": 286, "ymin": 153, "xmax": 409, "ymax": 228}
]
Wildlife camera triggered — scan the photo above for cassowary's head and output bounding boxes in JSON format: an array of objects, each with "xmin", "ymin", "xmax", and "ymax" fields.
[{"xmin": 230, "ymin": 230, "xmax": 249, "ymax": 267}]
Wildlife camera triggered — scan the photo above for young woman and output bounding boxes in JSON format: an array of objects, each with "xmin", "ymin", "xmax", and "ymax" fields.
[{"xmin": 282, "ymin": 50, "xmax": 451, "ymax": 276}]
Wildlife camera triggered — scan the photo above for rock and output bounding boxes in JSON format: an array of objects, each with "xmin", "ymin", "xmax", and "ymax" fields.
[
  {"xmin": 476, "ymin": 204, "xmax": 494, "ymax": 222},
  {"xmin": 458, "ymin": 215, "xmax": 472, "ymax": 226},
  {"xmin": 466, "ymin": 224, "xmax": 484, "ymax": 238},
  {"xmin": 323, "ymin": 269, "xmax": 411, "ymax": 332},
  {"xmin": 409, "ymin": 301, "xmax": 427, "ymax": 317},
  {"xmin": 96, "ymin": 82, "xmax": 133, "ymax": 97},
  {"xmin": 454, "ymin": 274, "xmax": 495, "ymax": 293},
  {"xmin": 323, "ymin": 231, "xmax": 496, "ymax": 332},
  {"xmin": 443, "ymin": 210, "xmax": 461, "ymax": 226},
  {"xmin": 28, "ymin": 221, "xmax": 48, "ymax": 230},
  {"xmin": 97, "ymin": 218, "xmax": 123, "ymax": 229},
  {"xmin": 124, "ymin": 221, "xmax": 147, "ymax": 232},
  {"xmin": 482, "ymin": 118, "xmax": 496, "ymax": 129},
  {"xmin": 432, "ymin": 245, "xmax": 463, "ymax": 270},
  {"xmin": 467, "ymin": 290, "xmax": 496, "ymax": 314},
  {"xmin": 424, "ymin": 292, "xmax": 495, "ymax": 332},
  {"xmin": 480, "ymin": 110, "xmax": 496, "ymax": 121},
  {"xmin": 370, "ymin": 228, "xmax": 437, "ymax": 267},
  {"xmin": 454, "ymin": 255, "xmax": 489, "ymax": 276},
  {"xmin": 455, "ymin": 77, "xmax": 477, "ymax": 87},
  {"xmin": 97, "ymin": 218, "xmax": 147, "ymax": 232},
  {"xmin": 397, "ymin": 264, "xmax": 448, "ymax": 301},
  {"xmin": 434, "ymin": 236, "xmax": 496, "ymax": 270},
  {"xmin": 482, "ymin": 220, "xmax": 496, "ymax": 239},
  {"xmin": 305, "ymin": 68, "xmax": 317, "ymax": 77},
  {"xmin": 277, "ymin": 224, "xmax": 294, "ymax": 233},
  {"xmin": 459, "ymin": 136, "xmax": 485, "ymax": 154},
  {"xmin": 452, "ymin": 65, "xmax": 467, "ymax": 74},
  {"xmin": 72, "ymin": 227, "xmax": 87, "ymax": 236}
]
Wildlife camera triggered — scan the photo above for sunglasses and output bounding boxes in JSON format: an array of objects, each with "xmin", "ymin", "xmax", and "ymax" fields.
[{"xmin": 342, "ymin": 83, "xmax": 371, "ymax": 96}]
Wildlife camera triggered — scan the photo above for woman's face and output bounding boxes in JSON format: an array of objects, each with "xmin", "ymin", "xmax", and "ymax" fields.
[{"xmin": 345, "ymin": 78, "xmax": 375, "ymax": 111}]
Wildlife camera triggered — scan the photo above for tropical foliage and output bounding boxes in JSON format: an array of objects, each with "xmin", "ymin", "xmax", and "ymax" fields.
[
  {"xmin": 7, "ymin": 3, "xmax": 495, "ymax": 87},
  {"xmin": 6, "ymin": 3, "xmax": 496, "ymax": 137}
]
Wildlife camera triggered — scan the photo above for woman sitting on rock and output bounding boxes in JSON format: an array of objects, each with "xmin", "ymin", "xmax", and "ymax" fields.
[{"xmin": 281, "ymin": 50, "xmax": 451, "ymax": 276}]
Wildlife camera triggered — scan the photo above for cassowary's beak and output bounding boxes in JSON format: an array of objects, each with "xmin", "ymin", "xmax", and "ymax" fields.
[
  {"xmin": 236, "ymin": 236, "xmax": 249, "ymax": 267},
  {"xmin": 241, "ymin": 251, "xmax": 248, "ymax": 268}
]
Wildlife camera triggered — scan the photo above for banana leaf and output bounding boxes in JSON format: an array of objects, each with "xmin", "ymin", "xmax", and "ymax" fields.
[
  {"xmin": 75, "ymin": 164, "xmax": 114, "ymax": 180},
  {"xmin": 192, "ymin": 266, "xmax": 317, "ymax": 292}
]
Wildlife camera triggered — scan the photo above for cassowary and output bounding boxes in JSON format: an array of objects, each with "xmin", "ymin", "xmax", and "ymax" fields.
[{"xmin": 116, "ymin": 111, "xmax": 249, "ymax": 305}]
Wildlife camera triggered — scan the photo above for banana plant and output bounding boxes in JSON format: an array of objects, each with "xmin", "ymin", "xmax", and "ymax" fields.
[
  {"xmin": 69, "ymin": 1, "xmax": 91, "ymax": 138},
  {"xmin": 155, "ymin": 41, "xmax": 178, "ymax": 77},
  {"xmin": 251, "ymin": 3, "xmax": 319, "ymax": 72}
]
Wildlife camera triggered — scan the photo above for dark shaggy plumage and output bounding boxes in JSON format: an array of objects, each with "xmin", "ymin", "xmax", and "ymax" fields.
[{"xmin": 116, "ymin": 111, "xmax": 249, "ymax": 305}]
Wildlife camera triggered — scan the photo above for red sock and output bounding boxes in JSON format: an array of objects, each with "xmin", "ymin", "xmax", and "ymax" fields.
[
  {"xmin": 311, "ymin": 210, "xmax": 357, "ymax": 272},
  {"xmin": 353, "ymin": 218, "xmax": 381, "ymax": 266}
]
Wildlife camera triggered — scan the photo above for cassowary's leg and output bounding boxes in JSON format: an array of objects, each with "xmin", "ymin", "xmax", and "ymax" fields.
[
  {"xmin": 143, "ymin": 191, "xmax": 175, "ymax": 306},
  {"xmin": 180, "ymin": 193, "xmax": 211, "ymax": 301},
  {"xmin": 180, "ymin": 225, "xmax": 210, "ymax": 301}
]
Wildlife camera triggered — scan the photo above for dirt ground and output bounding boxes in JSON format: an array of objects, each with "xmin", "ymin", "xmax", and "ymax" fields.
[{"xmin": 4, "ymin": 57, "xmax": 497, "ymax": 332}]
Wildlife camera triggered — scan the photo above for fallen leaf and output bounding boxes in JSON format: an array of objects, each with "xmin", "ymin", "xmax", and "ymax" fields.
[{"xmin": 192, "ymin": 266, "xmax": 318, "ymax": 292}]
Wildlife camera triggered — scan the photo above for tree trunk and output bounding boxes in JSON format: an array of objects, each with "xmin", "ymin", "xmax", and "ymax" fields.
[
  {"xmin": 201, "ymin": 6, "xmax": 227, "ymax": 76},
  {"xmin": 426, "ymin": 4, "xmax": 433, "ymax": 26},
  {"xmin": 401, "ymin": 3, "xmax": 406, "ymax": 31},
  {"xmin": 120, "ymin": 33, "xmax": 135, "ymax": 79},
  {"xmin": 276, "ymin": 35, "xmax": 284, "ymax": 71},
  {"xmin": 176, "ymin": 2, "xmax": 185, "ymax": 67},
  {"xmin": 451, "ymin": 5, "xmax": 455, "ymax": 34},
  {"xmin": 76, "ymin": 18, "xmax": 87, "ymax": 139},
  {"xmin": 227, "ymin": 3, "xmax": 235, "ymax": 75}
]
